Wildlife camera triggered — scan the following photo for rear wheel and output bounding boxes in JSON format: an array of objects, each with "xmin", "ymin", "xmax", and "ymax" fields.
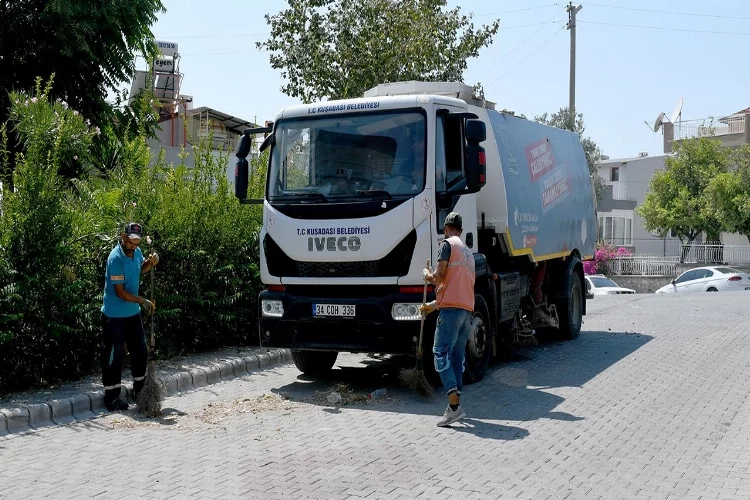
[
  {"xmin": 291, "ymin": 350, "xmax": 338, "ymax": 375},
  {"xmin": 464, "ymin": 295, "xmax": 492, "ymax": 384},
  {"xmin": 556, "ymin": 271, "xmax": 583, "ymax": 340}
]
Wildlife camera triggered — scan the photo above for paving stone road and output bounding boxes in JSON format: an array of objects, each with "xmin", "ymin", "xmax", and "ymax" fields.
[{"xmin": 2, "ymin": 293, "xmax": 750, "ymax": 500}]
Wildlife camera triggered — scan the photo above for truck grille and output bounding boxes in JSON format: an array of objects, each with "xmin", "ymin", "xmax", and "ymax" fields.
[
  {"xmin": 297, "ymin": 261, "xmax": 379, "ymax": 278},
  {"xmin": 264, "ymin": 230, "xmax": 416, "ymax": 278}
]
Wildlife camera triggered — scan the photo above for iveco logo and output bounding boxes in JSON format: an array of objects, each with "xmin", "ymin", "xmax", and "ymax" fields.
[{"xmin": 308, "ymin": 236, "xmax": 362, "ymax": 252}]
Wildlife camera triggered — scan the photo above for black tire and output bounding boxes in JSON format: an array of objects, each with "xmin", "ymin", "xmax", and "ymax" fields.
[
  {"xmin": 557, "ymin": 270, "xmax": 583, "ymax": 340},
  {"xmin": 291, "ymin": 350, "xmax": 338, "ymax": 375},
  {"xmin": 464, "ymin": 295, "xmax": 492, "ymax": 384},
  {"xmin": 707, "ymin": 287, "xmax": 718, "ymax": 292}
]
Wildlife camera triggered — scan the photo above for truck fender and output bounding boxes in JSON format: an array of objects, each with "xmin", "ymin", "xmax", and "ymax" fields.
[{"xmin": 553, "ymin": 254, "xmax": 586, "ymax": 316}]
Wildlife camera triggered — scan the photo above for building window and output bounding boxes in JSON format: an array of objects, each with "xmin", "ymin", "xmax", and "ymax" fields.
[
  {"xmin": 610, "ymin": 166, "xmax": 620, "ymax": 182},
  {"xmin": 598, "ymin": 215, "xmax": 632, "ymax": 246}
]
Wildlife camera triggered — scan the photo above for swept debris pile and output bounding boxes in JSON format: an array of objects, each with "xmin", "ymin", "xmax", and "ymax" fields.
[{"xmin": 107, "ymin": 393, "xmax": 296, "ymax": 431}]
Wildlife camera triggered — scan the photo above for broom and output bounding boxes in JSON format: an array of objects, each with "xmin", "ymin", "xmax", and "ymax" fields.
[
  {"xmin": 398, "ymin": 259, "xmax": 434, "ymax": 397},
  {"xmin": 137, "ymin": 266, "xmax": 164, "ymax": 417}
]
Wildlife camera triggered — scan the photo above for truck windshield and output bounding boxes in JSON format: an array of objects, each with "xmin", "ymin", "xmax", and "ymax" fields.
[{"xmin": 267, "ymin": 111, "xmax": 426, "ymax": 202}]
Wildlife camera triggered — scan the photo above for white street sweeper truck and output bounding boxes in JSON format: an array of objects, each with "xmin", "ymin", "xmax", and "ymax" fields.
[{"xmin": 234, "ymin": 81, "xmax": 597, "ymax": 383}]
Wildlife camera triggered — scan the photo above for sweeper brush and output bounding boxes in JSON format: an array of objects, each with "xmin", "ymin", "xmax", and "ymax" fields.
[{"xmin": 137, "ymin": 267, "xmax": 164, "ymax": 417}]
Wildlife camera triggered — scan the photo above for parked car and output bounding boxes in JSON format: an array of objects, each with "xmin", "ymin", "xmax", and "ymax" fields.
[
  {"xmin": 655, "ymin": 266, "xmax": 750, "ymax": 294},
  {"xmin": 584, "ymin": 275, "xmax": 636, "ymax": 295}
]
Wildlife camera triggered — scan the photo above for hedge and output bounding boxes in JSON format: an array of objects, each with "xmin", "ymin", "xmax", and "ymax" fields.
[{"xmin": 0, "ymin": 78, "xmax": 267, "ymax": 394}]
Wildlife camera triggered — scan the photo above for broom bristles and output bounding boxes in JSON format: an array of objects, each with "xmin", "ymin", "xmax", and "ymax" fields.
[
  {"xmin": 136, "ymin": 361, "xmax": 164, "ymax": 417},
  {"xmin": 399, "ymin": 366, "xmax": 434, "ymax": 397}
]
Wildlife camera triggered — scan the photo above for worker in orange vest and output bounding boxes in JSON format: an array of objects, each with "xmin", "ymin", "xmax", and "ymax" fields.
[{"xmin": 422, "ymin": 212, "xmax": 475, "ymax": 427}]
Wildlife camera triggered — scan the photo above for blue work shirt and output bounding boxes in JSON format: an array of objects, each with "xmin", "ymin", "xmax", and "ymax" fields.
[{"xmin": 101, "ymin": 243, "xmax": 144, "ymax": 318}]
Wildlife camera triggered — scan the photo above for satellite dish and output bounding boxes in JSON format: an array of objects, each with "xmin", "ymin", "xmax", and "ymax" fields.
[
  {"xmin": 653, "ymin": 112, "xmax": 666, "ymax": 133},
  {"xmin": 670, "ymin": 97, "xmax": 684, "ymax": 124}
]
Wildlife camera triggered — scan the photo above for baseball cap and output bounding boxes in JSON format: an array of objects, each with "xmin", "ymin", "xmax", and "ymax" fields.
[
  {"xmin": 124, "ymin": 222, "xmax": 143, "ymax": 240},
  {"xmin": 444, "ymin": 212, "xmax": 462, "ymax": 230}
]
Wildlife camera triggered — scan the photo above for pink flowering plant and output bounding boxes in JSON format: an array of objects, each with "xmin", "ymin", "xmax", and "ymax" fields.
[{"xmin": 584, "ymin": 241, "xmax": 632, "ymax": 275}]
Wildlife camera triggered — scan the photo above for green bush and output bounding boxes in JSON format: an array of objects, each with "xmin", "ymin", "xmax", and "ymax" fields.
[{"xmin": 0, "ymin": 78, "xmax": 267, "ymax": 394}]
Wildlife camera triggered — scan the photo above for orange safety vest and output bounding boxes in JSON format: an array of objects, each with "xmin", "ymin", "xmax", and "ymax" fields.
[{"xmin": 436, "ymin": 236, "xmax": 476, "ymax": 312}]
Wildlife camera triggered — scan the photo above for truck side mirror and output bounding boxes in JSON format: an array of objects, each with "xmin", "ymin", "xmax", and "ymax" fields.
[
  {"xmin": 465, "ymin": 119, "xmax": 487, "ymax": 193},
  {"xmin": 466, "ymin": 119, "xmax": 486, "ymax": 142},
  {"xmin": 235, "ymin": 158, "xmax": 249, "ymax": 200}
]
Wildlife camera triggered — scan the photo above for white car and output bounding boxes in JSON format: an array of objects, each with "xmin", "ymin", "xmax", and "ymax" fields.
[
  {"xmin": 655, "ymin": 266, "xmax": 750, "ymax": 293},
  {"xmin": 584, "ymin": 275, "xmax": 636, "ymax": 295}
]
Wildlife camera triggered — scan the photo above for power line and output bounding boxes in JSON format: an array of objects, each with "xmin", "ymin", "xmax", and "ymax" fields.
[
  {"xmin": 477, "ymin": 7, "xmax": 567, "ymax": 79},
  {"xmin": 486, "ymin": 25, "xmax": 566, "ymax": 89},
  {"xmin": 583, "ymin": 2, "xmax": 750, "ymax": 21},
  {"xmin": 578, "ymin": 20, "xmax": 750, "ymax": 36}
]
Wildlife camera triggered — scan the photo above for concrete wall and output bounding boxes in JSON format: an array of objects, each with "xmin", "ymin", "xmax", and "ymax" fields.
[{"xmin": 608, "ymin": 275, "xmax": 670, "ymax": 294}]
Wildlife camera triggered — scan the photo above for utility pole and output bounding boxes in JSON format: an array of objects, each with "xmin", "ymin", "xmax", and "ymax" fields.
[{"xmin": 566, "ymin": 1, "xmax": 583, "ymax": 126}]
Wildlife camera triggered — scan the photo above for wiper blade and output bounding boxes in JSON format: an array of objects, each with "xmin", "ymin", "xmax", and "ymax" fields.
[
  {"xmin": 355, "ymin": 189, "xmax": 392, "ymax": 199},
  {"xmin": 275, "ymin": 191, "xmax": 328, "ymax": 202}
]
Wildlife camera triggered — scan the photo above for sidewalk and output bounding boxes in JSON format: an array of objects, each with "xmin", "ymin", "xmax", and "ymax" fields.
[{"xmin": 0, "ymin": 346, "xmax": 291, "ymax": 436}]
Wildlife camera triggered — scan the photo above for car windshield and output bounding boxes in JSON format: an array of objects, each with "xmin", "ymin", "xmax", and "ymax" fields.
[
  {"xmin": 590, "ymin": 277, "xmax": 619, "ymax": 288},
  {"xmin": 267, "ymin": 110, "xmax": 426, "ymax": 202}
]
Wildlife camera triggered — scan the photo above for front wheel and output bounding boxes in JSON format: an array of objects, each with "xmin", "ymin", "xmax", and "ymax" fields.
[
  {"xmin": 464, "ymin": 295, "xmax": 492, "ymax": 384},
  {"xmin": 291, "ymin": 350, "xmax": 338, "ymax": 375}
]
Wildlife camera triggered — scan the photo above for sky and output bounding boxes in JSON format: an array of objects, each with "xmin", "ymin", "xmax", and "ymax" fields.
[{"xmin": 142, "ymin": 0, "xmax": 750, "ymax": 160}]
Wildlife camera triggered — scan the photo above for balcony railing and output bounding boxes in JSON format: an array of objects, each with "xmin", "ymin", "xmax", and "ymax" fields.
[
  {"xmin": 675, "ymin": 116, "xmax": 746, "ymax": 141},
  {"xmin": 605, "ymin": 181, "xmax": 630, "ymax": 201}
]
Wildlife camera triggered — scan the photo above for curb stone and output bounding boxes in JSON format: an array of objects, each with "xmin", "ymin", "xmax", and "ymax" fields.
[
  {"xmin": 231, "ymin": 358, "xmax": 248, "ymax": 377},
  {"xmin": 0, "ymin": 348, "xmax": 290, "ymax": 436},
  {"xmin": 218, "ymin": 361, "xmax": 235, "ymax": 381},
  {"xmin": 205, "ymin": 364, "xmax": 222, "ymax": 385},
  {"xmin": 0, "ymin": 410, "xmax": 8, "ymax": 437},
  {"xmin": 27, "ymin": 403, "xmax": 52, "ymax": 428},
  {"xmin": 246, "ymin": 354, "xmax": 261, "ymax": 372},
  {"xmin": 3, "ymin": 407, "xmax": 30, "ymax": 434},
  {"xmin": 71, "ymin": 394, "xmax": 93, "ymax": 420},
  {"xmin": 190, "ymin": 367, "xmax": 209, "ymax": 388},
  {"xmin": 47, "ymin": 399, "xmax": 76, "ymax": 425},
  {"xmin": 175, "ymin": 371, "xmax": 192, "ymax": 392}
]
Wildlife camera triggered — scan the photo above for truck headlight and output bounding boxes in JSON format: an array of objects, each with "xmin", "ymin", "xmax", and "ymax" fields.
[
  {"xmin": 392, "ymin": 303, "xmax": 421, "ymax": 321},
  {"xmin": 261, "ymin": 299, "xmax": 284, "ymax": 318}
]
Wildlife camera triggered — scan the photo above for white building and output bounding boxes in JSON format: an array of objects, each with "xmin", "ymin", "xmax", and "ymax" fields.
[{"xmin": 597, "ymin": 153, "xmax": 748, "ymax": 256}]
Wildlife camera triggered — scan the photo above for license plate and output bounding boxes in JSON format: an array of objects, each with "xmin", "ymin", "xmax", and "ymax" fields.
[{"xmin": 313, "ymin": 304, "xmax": 355, "ymax": 317}]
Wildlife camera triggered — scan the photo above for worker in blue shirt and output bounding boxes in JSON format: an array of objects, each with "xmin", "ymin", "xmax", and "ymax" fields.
[{"xmin": 100, "ymin": 222, "xmax": 159, "ymax": 411}]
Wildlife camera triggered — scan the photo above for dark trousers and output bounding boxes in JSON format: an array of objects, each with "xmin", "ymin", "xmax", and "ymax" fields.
[{"xmin": 100, "ymin": 313, "xmax": 148, "ymax": 404}]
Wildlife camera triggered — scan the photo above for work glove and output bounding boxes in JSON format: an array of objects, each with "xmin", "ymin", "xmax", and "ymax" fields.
[
  {"xmin": 141, "ymin": 299, "xmax": 156, "ymax": 315},
  {"xmin": 422, "ymin": 268, "xmax": 431, "ymax": 279},
  {"xmin": 148, "ymin": 251, "xmax": 160, "ymax": 266},
  {"xmin": 419, "ymin": 301, "xmax": 436, "ymax": 316}
]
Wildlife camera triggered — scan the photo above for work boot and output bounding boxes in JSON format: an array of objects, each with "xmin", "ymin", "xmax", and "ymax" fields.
[
  {"xmin": 437, "ymin": 405, "xmax": 466, "ymax": 427},
  {"xmin": 105, "ymin": 399, "xmax": 129, "ymax": 412}
]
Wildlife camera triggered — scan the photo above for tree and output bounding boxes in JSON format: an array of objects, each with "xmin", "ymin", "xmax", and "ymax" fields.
[
  {"xmin": 258, "ymin": 0, "xmax": 500, "ymax": 103},
  {"xmin": 706, "ymin": 144, "xmax": 750, "ymax": 243},
  {"xmin": 534, "ymin": 107, "xmax": 605, "ymax": 200},
  {"xmin": 636, "ymin": 137, "xmax": 728, "ymax": 259},
  {"xmin": 0, "ymin": 0, "xmax": 165, "ymax": 179}
]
